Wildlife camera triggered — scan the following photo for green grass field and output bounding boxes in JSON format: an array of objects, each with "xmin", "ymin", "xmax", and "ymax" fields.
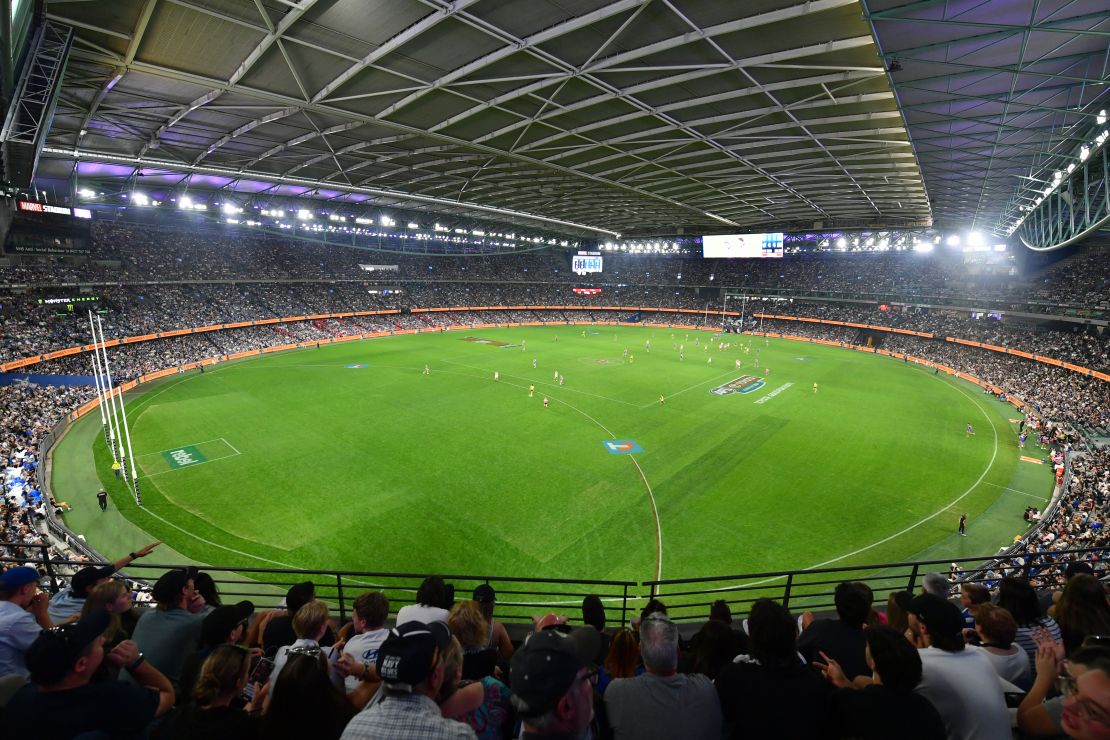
[{"xmin": 53, "ymin": 325, "xmax": 1054, "ymax": 589}]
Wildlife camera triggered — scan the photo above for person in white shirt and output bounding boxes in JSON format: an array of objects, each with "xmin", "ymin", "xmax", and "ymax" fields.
[
  {"xmin": 338, "ymin": 592, "xmax": 391, "ymax": 693},
  {"xmin": 395, "ymin": 577, "xmax": 451, "ymax": 625}
]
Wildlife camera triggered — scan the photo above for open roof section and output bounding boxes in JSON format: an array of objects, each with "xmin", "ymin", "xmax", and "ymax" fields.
[
  {"xmin": 34, "ymin": 0, "xmax": 936, "ymax": 237},
  {"xmin": 863, "ymin": 0, "xmax": 1110, "ymax": 237}
]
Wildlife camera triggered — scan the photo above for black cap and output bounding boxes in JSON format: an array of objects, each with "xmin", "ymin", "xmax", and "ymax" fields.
[
  {"xmin": 510, "ymin": 627, "xmax": 600, "ymax": 717},
  {"xmin": 25, "ymin": 609, "xmax": 110, "ymax": 685},
  {"xmin": 201, "ymin": 600, "xmax": 254, "ymax": 647},
  {"xmin": 376, "ymin": 621, "xmax": 452, "ymax": 689},
  {"xmin": 71, "ymin": 565, "xmax": 115, "ymax": 597},
  {"xmin": 151, "ymin": 567, "xmax": 198, "ymax": 604},
  {"xmin": 908, "ymin": 593, "xmax": 963, "ymax": 639}
]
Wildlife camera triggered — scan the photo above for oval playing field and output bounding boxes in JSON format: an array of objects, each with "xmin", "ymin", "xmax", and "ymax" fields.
[{"xmin": 53, "ymin": 325, "xmax": 1053, "ymax": 584}]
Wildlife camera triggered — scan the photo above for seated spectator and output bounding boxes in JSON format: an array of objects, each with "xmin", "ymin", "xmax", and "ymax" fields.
[
  {"xmin": 0, "ymin": 566, "xmax": 51, "ymax": 678},
  {"xmin": 47, "ymin": 541, "xmax": 159, "ymax": 623},
  {"xmin": 341, "ymin": 621, "xmax": 475, "ymax": 739},
  {"xmin": 395, "ymin": 576, "xmax": 452, "ymax": 624},
  {"xmin": 438, "ymin": 635, "xmax": 512, "ymax": 740},
  {"xmin": 816, "ymin": 625, "xmax": 945, "ymax": 740},
  {"xmin": 604, "ymin": 613, "xmax": 721, "ymax": 740},
  {"xmin": 472, "ymin": 584, "xmax": 513, "ymax": 663},
  {"xmin": 450, "ymin": 600, "xmax": 500, "ymax": 681},
  {"xmin": 80, "ymin": 579, "xmax": 139, "ymax": 644},
  {"xmin": 337, "ymin": 591, "xmax": 390, "ymax": 693},
  {"xmin": 130, "ymin": 566, "xmax": 208, "ymax": 689},
  {"xmin": 886, "ymin": 590, "xmax": 912, "ymax": 634},
  {"xmin": 581, "ymin": 594, "xmax": 610, "ymax": 665},
  {"xmin": 4, "ymin": 609, "xmax": 175, "ymax": 739},
  {"xmin": 265, "ymin": 649, "xmax": 354, "ymax": 740},
  {"xmin": 716, "ymin": 598, "xmax": 831, "ymax": 739},
  {"xmin": 597, "ymin": 626, "xmax": 641, "ymax": 695},
  {"xmin": 998, "ymin": 576, "xmax": 1063, "ymax": 674},
  {"xmin": 508, "ymin": 626, "xmax": 599, "ymax": 740},
  {"xmin": 958, "ymin": 582, "xmax": 991, "ymax": 631},
  {"xmin": 258, "ymin": 581, "xmax": 334, "ymax": 656},
  {"xmin": 178, "ymin": 600, "xmax": 254, "ymax": 704},
  {"xmin": 921, "ymin": 572, "xmax": 949, "ymax": 599},
  {"xmin": 1017, "ymin": 641, "xmax": 1110, "ymax": 738},
  {"xmin": 684, "ymin": 619, "xmax": 745, "ymax": 680},
  {"xmin": 156, "ymin": 643, "xmax": 261, "ymax": 739},
  {"xmin": 906, "ymin": 593, "xmax": 1011, "ymax": 739},
  {"xmin": 797, "ymin": 581, "xmax": 872, "ymax": 680},
  {"xmin": 193, "ymin": 571, "xmax": 222, "ymax": 609},
  {"xmin": 1054, "ymin": 574, "xmax": 1110, "ymax": 656},
  {"xmin": 269, "ymin": 601, "xmax": 341, "ymax": 696},
  {"xmin": 973, "ymin": 603, "xmax": 1032, "ymax": 689}
]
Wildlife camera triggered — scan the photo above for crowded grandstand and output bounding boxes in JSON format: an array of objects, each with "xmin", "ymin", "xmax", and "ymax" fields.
[{"xmin": 4, "ymin": 0, "xmax": 1110, "ymax": 738}]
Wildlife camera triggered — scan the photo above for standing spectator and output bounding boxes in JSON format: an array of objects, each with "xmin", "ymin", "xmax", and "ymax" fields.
[
  {"xmin": 716, "ymin": 598, "xmax": 832, "ymax": 739},
  {"xmin": 797, "ymin": 581, "xmax": 872, "ymax": 680},
  {"xmin": 1053, "ymin": 574, "xmax": 1110, "ymax": 656},
  {"xmin": 604, "ymin": 613, "xmax": 722, "ymax": 739},
  {"xmin": 341, "ymin": 621, "xmax": 475, "ymax": 739},
  {"xmin": 906, "ymin": 593, "xmax": 1011, "ymax": 739},
  {"xmin": 395, "ymin": 576, "xmax": 452, "ymax": 624},
  {"xmin": 130, "ymin": 566, "xmax": 207, "ymax": 688},
  {"xmin": 0, "ymin": 566, "xmax": 51, "ymax": 678},
  {"xmin": 157, "ymin": 643, "xmax": 262, "ymax": 739},
  {"xmin": 508, "ymin": 626, "xmax": 599, "ymax": 740},
  {"xmin": 816, "ymin": 626, "xmax": 945, "ymax": 740},
  {"xmin": 4, "ymin": 609, "xmax": 175, "ymax": 738}
]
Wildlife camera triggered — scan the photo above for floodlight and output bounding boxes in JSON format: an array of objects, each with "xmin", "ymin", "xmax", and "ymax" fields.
[
  {"xmin": 967, "ymin": 231, "xmax": 984, "ymax": 247},
  {"xmin": 1098, "ymin": 110, "xmax": 1107, "ymax": 126},
  {"xmin": 131, "ymin": 192, "xmax": 149, "ymax": 206},
  {"xmin": 179, "ymin": 195, "xmax": 193, "ymax": 209},
  {"xmin": 297, "ymin": 209, "xmax": 312, "ymax": 220},
  {"xmin": 77, "ymin": 188, "xmax": 96, "ymax": 198},
  {"xmin": 945, "ymin": 234, "xmax": 960, "ymax": 247}
]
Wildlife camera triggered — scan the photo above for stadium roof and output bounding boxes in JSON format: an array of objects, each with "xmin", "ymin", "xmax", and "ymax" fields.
[{"xmin": 29, "ymin": 0, "xmax": 1109, "ymax": 238}]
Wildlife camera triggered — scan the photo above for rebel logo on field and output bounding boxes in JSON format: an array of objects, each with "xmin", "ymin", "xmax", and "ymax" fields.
[
  {"xmin": 710, "ymin": 375, "xmax": 765, "ymax": 396},
  {"xmin": 603, "ymin": 440, "xmax": 643, "ymax": 454}
]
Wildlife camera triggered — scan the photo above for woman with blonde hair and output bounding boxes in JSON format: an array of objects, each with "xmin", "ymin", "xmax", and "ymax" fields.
[
  {"xmin": 449, "ymin": 599, "xmax": 498, "ymax": 679},
  {"xmin": 80, "ymin": 579, "xmax": 139, "ymax": 681},
  {"xmin": 158, "ymin": 644, "xmax": 261, "ymax": 739}
]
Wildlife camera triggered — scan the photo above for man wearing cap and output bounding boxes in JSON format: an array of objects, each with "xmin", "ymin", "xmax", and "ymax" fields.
[
  {"xmin": 3, "ymin": 609, "xmax": 176, "ymax": 738},
  {"xmin": 130, "ymin": 566, "xmax": 207, "ymax": 689},
  {"xmin": 48, "ymin": 539, "xmax": 160, "ymax": 623},
  {"xmin": 177, "ymin": 599, "xmax": 255, "ymax": 701},
  {"xmin": 0, "ymin": 566, "xmax": 51, "ymax": 678},
  {"xmin": 906, "ymin": 593, "xmax": 1011, "ymax": 739},
  {"xmin": 341, "ymin": 621, "xmax": 475, "ymax": 739},
  {"xmin": 509, "ymin": 625, "xmax": 600, "ymax": 740},
  {"xmin": 604, "ymin": 613, "xmax": 723, "ymax": 740}
]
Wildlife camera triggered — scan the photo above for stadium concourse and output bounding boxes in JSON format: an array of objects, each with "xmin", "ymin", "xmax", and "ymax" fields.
[{"xmin": 2, "ymin": 221, "xmax": 1110, "ymax": 738}]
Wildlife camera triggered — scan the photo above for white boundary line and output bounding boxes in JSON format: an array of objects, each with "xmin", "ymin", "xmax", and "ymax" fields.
[
  {"xmin": 221, "ymin": 437, "xmax": 241, "ymax": 455},
  {"xmin": 638, "ymin": 368, "xmax": 739, "ymax": 409},
  {"xmin": 985, "ymin": 481, "xmax": 1049, "ymax": 500},
  {"xmin": 141, "ymin": 451, "xmax": 241, "ymax": 478},
  {"xmin": 134, "ymin": 438, "xmax": 229, "ymax": 459}
]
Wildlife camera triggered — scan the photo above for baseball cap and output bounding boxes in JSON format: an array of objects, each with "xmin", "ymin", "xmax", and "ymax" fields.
[
  {"xmin": 510, "ymin": 626, "xmax": 600, "ymax": 717},
  {"xmin": 0, "ymin": 566, "xmax": 39, "ymax": 591},
  {"xmin": 908, "ymin": 593, "xmax": 964, "ymax": 639},
  {"xmin": 376, "ymin": 621, "xmax": 452, "ymax": 689},
  {"xmin": 473, "ymin": 584, "xmax": 496, "ymax": 604},
  {"xmin": 71, "ymin": 565, "xmax": 115, "ymax": 596},
  {"xmin": 201, "ymin": 600, "xmax": 255, "ymax": 647},
  {"xmin": 25, "ymin": 609, "xmax": 110, "ymax": 685},
  {"xmin": 151, "ymin": 566, "xmax": 198, "ymax": 604}
]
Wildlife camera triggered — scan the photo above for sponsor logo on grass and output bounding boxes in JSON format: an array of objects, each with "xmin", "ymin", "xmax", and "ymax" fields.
[
  {"xmin": 754, "ymin": 383, "xmax": 793, "ymax": 405},
  {"xmin": 603, "ymin": 440, "xmax": 643, "ymax": 454},
  {"xmin": 462, "ymin": 337, "xmax": 513, "ymax": 347},
  {"xmin": 346, "ymin": 364, "xmax": 367, "ymax": 368},
  {"xmin": 162, "ymin": 446, "xmax": 207, "ymax": 469},
  {"xmin": 710, "ymin": 375, "xmax": 765, "ymax": 396}
]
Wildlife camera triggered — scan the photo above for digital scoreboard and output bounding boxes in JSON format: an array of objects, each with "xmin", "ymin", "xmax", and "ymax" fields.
[
  {"xmin": 572, "ymin": 251, "xmax": 603, "ymax": 274},
  {"xmin": 702, "ymin": 232, "xmax": 784, "ymax": 258}
]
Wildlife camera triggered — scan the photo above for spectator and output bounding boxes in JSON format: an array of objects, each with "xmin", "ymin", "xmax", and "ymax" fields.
[
  {"xmin": 598, "ymin": 626, "xmax": 641, "ymax": 695},
  {"xmin": 193, "ymin": 572, "xmax": 222, "ymax": 609},
  {"xmin": 997, "ymin": 576, "xmax": 1064, "ymax": 674},
  {"xmin": 258, "ymin": 581, "xmax": 333, "ymax": 656},
  {"xmin": 921, "ymin": 572, "xmax": 949, "ymax": 599},
  {"xmin": 958, "ymin": 582, "xmax": 991, "ymax": 631},
  {"xmin": 797, "ymin": 581, "xmax": 872, "ymax": 680},
  {"xmin": 973, "ymin": 603, "xmax": 1032, "ymax": 689},
  {"xmin": 449, "ymin": 600, "xmax": 497, "ymax": 680},
  {"xmin": 269, "ymin": 601, "xmax": 342, "ymax": 696},
  {"xmin": 265, "ymin": 649, "xmax": 354, "ymax": 740},
  {"xmin": 816, "ymin": 625, "xmax": 945, "ymax": 740},
  {"xmin": 685, "ymin": 619, "xmax": 744, "ymax": 680},
  {"xmin": 396, "ymin": 576, "xmax": 452, "ymax": 624},
  {"xmin": 157, "ymin": 643, "xmax": 262, "ymax": 739},
  {"xmin": 1054, "ymin": 574, "xmax": 1110, "ymax": 656},
  {"xmin": 604, "ymin": 613, "xmax": 722, "ymax": 739},
  {"xmin": 886, "ymin": 590, "xmax": 912, "ymax": 634},
  {"xmin": 4, "ymin": 609, "xmax": 175, "ymax": 738},
  {"xmin": 130, "ymin": 566, "xmax": 207, "ymax": 688},
  {"xmin": 341, "ymin": 620, "xmax": 475, "ymax": 739},
  {"xmin": 906, "ymin": 593, "xmax": 1011, "ymax": 739},
  {"xmin": 1018, "ymin": 641, "xmax": 1109, "ymax": 737},
  {"xmin": 716, "ymin": 598, "xmax": 831, "ymax": 738},
  {"xmin": 471, "ymin": 584, "xmax": 513, "ymax": 663},
  {"xmin": 337, "ymin": 591, "xmax": 390, "ymax": 693},
  {"xmin": 709, "ymin": 599, "xmax": 733, "ymax": 624},
  {"xmin": 438, "ymin": 635, "xmax": 513, "ymax": 740},
  {"xmin": 46, "ymin": 541, "xmax": 160, "ymax": 623},
  {"xmin": 508, "ymin": 626, "xmax": 599, "ymax": 740},
  {"xmin": 581, "ymin": 594, "xmax": 610, "ymax": 665},
  {"xmin": 178, "ymin": 600, "xmax": 255, "ymax": 704},
  {"xmin": 0, "ymin": 566, "xmax": 51, "ymax": 678}
]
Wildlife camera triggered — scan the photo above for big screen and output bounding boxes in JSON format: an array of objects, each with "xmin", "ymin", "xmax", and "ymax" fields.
[{"xmin": 702, "ymin": 233, "xmax": 784, "ymax": 258}]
